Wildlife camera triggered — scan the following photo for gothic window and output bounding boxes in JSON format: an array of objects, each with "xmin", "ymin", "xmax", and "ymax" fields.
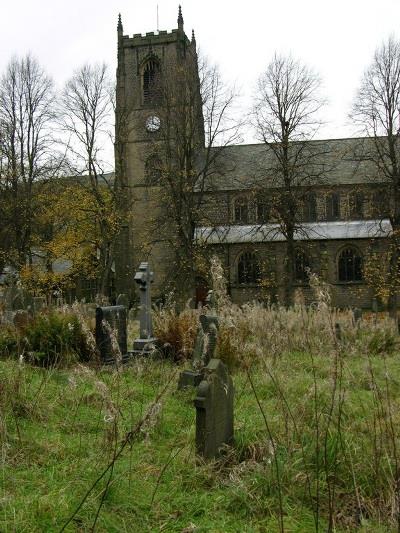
[
  {"xmin": 294, "ymin": 249, "xmax": 311, "ymax": 283},
  {"xmin": 349, "ymin": 192, "xmax": 364, "ymax": 219},
  {"xmin": 338, "ymin": 247, "xmax": 363, "ymax": 282},
  {"xmin": 238, "ymin": 251, "xmax": 260, "ymax": 284},
  {"xmin": 303, "ymin": 192, "xmax": 317, "ymax": 222},
  {"xmin": 145, "ymin": 153, "xmax": 162, "ymax": 185},
  {"xmin": 326, "ymin": 192, "xmax": 340, "ymax": 221},
  {"xmin": 257, "ymin": 201, "xmax": 269, "ymax": 223},
  {"xmin": 142, "ymin": 58, "xmax": 161, "ymax": 104},
  {"xmin": 234, "ymin": 197, "xmax": 249, "ymax": 224}
]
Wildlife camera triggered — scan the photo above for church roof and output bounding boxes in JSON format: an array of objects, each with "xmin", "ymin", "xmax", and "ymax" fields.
[
  {"xmin": 195, "ymin": 219, "xmax": 392, "ymax": 244},
  {"xmin": 207, "ymin": 137, "xmax": 387, "ymax": 191}
]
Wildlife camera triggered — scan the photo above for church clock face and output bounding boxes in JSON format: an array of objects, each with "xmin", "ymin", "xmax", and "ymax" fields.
[{"xmin": 146, "ymin": 115, "xmax": 161, "ymax": 132}]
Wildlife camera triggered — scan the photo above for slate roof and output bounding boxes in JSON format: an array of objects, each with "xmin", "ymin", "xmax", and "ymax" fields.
[
  {"xmin": 195, "ymin": 219, "xmax": 392, "ymax": 244},
  {"xmin": 206, "ymin": 137, "xmax": 386, "ymax": 191}
]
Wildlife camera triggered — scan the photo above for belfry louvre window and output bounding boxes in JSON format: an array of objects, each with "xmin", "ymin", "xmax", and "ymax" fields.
[
  {"xmin": 338, "ymin": 247, "xmax": 363, "ymax": 282},
  {"xmin": 234, "ymin": 198, "xmax": 249, "ymax": 224},
  {"xmin": 143, "ymin": 59, "xmax": 161, "ymax": 104},
  {"xmin": 238, "ymin": 252, "xmax": 260, "ymax": 284},
  {"xmin": 294, "ymin": 249, "xmax": 310, "ymax": 283},
  {"xmin": 326, "ymin": 192, "xmax": 340, "ymax": 221}
]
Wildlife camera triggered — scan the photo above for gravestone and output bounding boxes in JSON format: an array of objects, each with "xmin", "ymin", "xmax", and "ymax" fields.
[
  {"xmin": 205, "ymin": 289, "xmax": 217, "ymax": 310},
  {"xmin": 133, "ymin": 262, "xmax": 156, "ymax": 353},
  {"xmin": 178, "ymin": 321, "xmax": 205, "ymax": 389},
  {"xmin": 13, "ymin": 309, "xmax": 31, "ymax": 330},
  {"xmin": 352, "ymin": 307, "xmax": 362, "ymax": 327},
  {"xmin": 194, "ymin": 358, "xmax": 234, "ymax": 459},
  {"xmin": 178, "ymin": 314, "xmax": 219, "ymax": 390},
  {"xmin": 116, "ymin": 293, "xmax": 129, "ymax": 308},
  {"xmin": 33, "ymin": 296, "xmax": 46, "ymax": 314},
  {"xmin": 95, "ymin": 305, "xmax": 127, "ymax": 364},
  {"xmin": 4, "ymin": 287, "xmax": 33, "ymax": 311},
  {"xmin": 200, "ymin": 315, "xmax": 219, "ymax": 365},
  {"xmin": 335, "ymin": 322, "xmax": 342, "ymax": 342}
]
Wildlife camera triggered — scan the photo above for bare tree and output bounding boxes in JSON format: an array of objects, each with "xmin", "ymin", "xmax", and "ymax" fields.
[
  {"xmin": 0, "ymin": 55, "xmax": 56, "ymax": 269},
  {"xmin": 252, "ymin": 54, "xmax": 327, "ymax": 305},
  {"xmin": 352, "ymin": 37, "xmax": 400, "ymax": 313},
  {"xmin": 59, "ymin": 63, "xmax": 117, "ymax": 297},
  {"xmin": 149, "ymin": 50, "xmax": 241, "ymax": 300}
]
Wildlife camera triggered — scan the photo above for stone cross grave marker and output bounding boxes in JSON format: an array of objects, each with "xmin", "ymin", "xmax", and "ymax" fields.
[
  {"xmin": 95, "ymin": 305, "xmax": 128, "ymax": 364},
  {"xmin": 133, "ymin": 262, "xmax": 156, "ymax": 353},
  {"xmin": 178, "ymin": 314, "xmax": 219, "ymax": 390},
  {"xmin": 194, "ymin": 358, "xmax": 234, "ymax": 459}
]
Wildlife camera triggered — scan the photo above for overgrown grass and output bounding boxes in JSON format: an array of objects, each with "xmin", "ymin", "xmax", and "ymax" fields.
[
  {"xmin": 2, "ymin": 266, "xmax": 400, "ymax": 531},
  {"xmin": 1, "ymin": 349, "xmax": 400, "ymax": 532}
]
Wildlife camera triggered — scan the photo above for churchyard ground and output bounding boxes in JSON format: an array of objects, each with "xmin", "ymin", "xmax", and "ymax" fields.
[{"xmin": 1, "ymin": 294, "xmax": 400, "ymax": 532}]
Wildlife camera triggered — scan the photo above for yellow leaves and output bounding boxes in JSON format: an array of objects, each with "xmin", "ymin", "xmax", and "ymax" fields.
[
  {"xmin": 19, "ymin": 176, "xmax": 123, "ymax": 297},
  {"xmin": 363, "ymin": 247, "xmax": 400, "ymax": 302},
  {"xmin": 20, "ymin": 265, "xmax": 75, "ymax": 294}
]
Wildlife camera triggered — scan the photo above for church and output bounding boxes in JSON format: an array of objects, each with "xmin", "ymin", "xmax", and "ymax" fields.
[{"xmin": 113, "ymin": 7, "xmax": 391, "ymax": 309}]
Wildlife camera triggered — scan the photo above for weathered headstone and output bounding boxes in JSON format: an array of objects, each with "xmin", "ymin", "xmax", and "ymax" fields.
[
  {"xmin": 335, "ymin": 322, "xmax": 342, "ymax": 342},
  {"xmin": 33, "ymin": 296, "xmax": 46, "ymax": 314},
  {"xmin": 205, "ymin": 289, "xmax": 217, "ymax": 310},
  {"xmin": 194, "ymin": 358, "xmax": 234, "ymax": 459},
  {"xmin": 178, "ymin": 322, "xmax": 205, "ymax": 389},
  {"xmin": 5, "ymin": 287, "xmax": 33, "ymax": 311},
  {"xmin": 178, "ymin": 314, "xmax": 219, "ymax": 390},
  {"xmin": 116, "ymin": 293, "xmax": 129, "ymax": 308},
  {"xmin": 200, "ymin": 315, "xmax": 219, "ymax": 365},
  {"xmin": 352, "ymin": 307, "xmax": 362, "ymax": 327},
  {"xmin": 133, "ymin": 262, "xmax": 156, "ymax": 353},
  {"xmin": 95, "ymin": 305, "xmax": 127, "ymax": 363},
  {"xmin": 13, "ymin": 309, "xmax": 31, "ymax": 330}
]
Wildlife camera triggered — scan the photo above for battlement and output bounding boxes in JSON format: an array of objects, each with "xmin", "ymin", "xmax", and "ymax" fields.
[{"xmin": 122, "ymin": 28, "xmax": 189, "ymax": 47}]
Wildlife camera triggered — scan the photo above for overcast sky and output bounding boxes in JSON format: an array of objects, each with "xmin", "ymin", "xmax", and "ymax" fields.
[{"xmin": 1, "ymin": 0, "xmax": 400, "ymax": 143}]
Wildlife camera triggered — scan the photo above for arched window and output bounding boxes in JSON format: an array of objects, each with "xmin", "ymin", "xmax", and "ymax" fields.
[
  {"xmin": 338, "ymin": 247, "xmax": 363, "ymax": 282},
  {"xmin": 234, "ymin": 197, "xmax": 248, "ymax": 224},
  {"xmin": 294, "ymin": 249, "xmax": 311, "ymax": 283},
  {"xmin": 238, "ymin": 252, "xmax": 260, "ymax": 284},
  {"xmin": 142, "ymin": 58, "xmax": 161, "ymax": 104},
  {"xmin": 326, "ymin": 192, "xmax": 340, "ymax": 221},
  {"xmin": 303, "ymin": 192, "xmax": 317, "ymax": 222},
  {"xmin": 145, "ymin": 153, "xmax": 162, "ymax": 185},
  {"xmin": 349, "ymin": 192, "xmax": 364, "ymax": 219}
]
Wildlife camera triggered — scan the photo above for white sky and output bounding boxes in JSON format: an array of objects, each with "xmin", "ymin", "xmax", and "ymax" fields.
[{"xmin": 1, "ymin": 0, "xmax": 400, "ymax": 144}]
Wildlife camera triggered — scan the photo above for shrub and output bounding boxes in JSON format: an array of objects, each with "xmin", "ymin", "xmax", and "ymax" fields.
[
  {"xmin": 23, "ymin": 311, "xmax": 92, "ymax": 367},
  {"xmin": 0, "ymin": 327, "xmax": 18, "ymax": 358},
  {"xmin": 367, "ymin": 327, "xmax": 398, "ymax": 355},
  {"xmin": 153, "ymin": 305, "xmax": 200, "ymax": 362}
]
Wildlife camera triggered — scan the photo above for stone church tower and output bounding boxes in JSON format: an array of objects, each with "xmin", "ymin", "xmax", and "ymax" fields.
[{"xmin": 114, "ymin": 7, "xmax": 202, "ymax": 299}]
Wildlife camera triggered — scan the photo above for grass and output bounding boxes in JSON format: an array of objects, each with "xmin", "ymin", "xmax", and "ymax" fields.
[{"xmin": 2, "ymin": 348, "xmax": 400, "ymax": 532}]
